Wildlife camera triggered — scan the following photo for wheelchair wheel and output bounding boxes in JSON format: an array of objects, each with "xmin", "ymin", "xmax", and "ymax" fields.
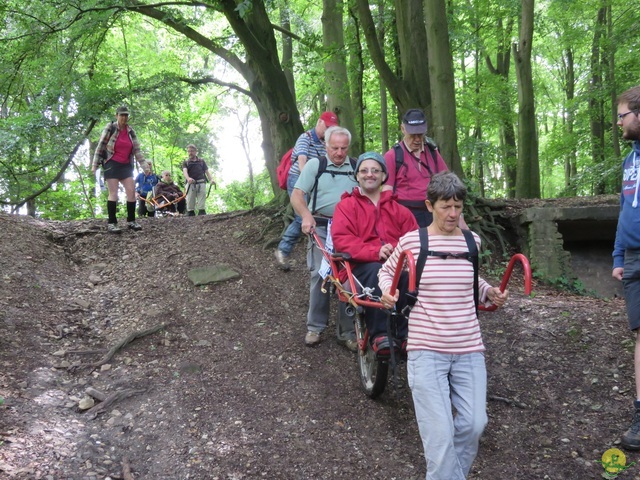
[{"xmin": 358, "ymin": 342, "xmax": 388, "ymax": 399}]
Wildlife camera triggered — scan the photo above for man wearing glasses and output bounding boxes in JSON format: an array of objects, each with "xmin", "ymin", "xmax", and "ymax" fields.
[
  {"xmin": 382, "ymin": 109, "xmax": 454, "ymax": 228},
  {"xmin": 613, "ymin": 85, "xmax": 640, "ymax": 451},
  {"xmin": 331, "ymin": 151, "xmax": 418, "ymax": 354}
]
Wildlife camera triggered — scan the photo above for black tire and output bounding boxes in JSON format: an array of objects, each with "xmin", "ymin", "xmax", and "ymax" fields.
[{"xmin": 358, "ymin": 341, "xmax": 388, "ymax": 399}]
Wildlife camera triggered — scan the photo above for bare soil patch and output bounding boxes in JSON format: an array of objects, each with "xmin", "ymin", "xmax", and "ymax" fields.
[{"xmin": 0, "ymin": 207, "xmax": 636, "ymax": 480}]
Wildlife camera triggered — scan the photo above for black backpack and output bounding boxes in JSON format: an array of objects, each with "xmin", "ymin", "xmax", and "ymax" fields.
[
  {"xmin": 309, "ymin": 155, "xmax": 357, "ymax": 214},
  {"xmin": 392, "ymin": 138, "xmax": 440, "ymax": 193},
  {"xmin": 406, "ymin": 227, "xmax": 479, "ymax": 314}
]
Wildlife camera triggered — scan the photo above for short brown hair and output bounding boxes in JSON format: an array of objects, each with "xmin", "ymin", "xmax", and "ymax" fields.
[
  {"xmin": 427, "ymin": 171, "xmax": 467, "ymax": 205},
  {"xmin": 617, "ymin": 86, "xmax": 640, "ymax": 111}
]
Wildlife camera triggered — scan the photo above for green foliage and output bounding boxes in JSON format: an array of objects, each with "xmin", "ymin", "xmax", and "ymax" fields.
[{"xmin": 210, "ymin": 171, "xmax": 274, "ymax": 212}]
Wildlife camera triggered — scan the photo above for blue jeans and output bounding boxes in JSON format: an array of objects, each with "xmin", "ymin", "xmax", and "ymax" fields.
[
  {"xmin": 407, "ymin": 350, "xmax": 487, "ymax": 480},
  {"xmin": 277, "ymin": 173, "xmax": 303, "ymax": 256},
  {"xmin": 306, "ymin": 226, "xmax": 354, "ymax": 341}
]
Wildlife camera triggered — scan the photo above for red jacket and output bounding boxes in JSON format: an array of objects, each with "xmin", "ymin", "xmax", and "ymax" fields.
[{"xmin": 331, "ymin": 189, "xmax": 418, "ymax": 280}]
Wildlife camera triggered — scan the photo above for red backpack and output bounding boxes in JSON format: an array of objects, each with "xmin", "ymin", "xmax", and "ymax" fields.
[{"xmin": 276, "ymin": 148, "xmax": 294, "ymax": 190}]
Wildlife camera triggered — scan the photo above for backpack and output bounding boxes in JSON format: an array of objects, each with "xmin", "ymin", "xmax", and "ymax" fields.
[
  {"xmin": 404, "ymin": 227, "xmax": 479, "ymax": 315},
  {"xmin": 276, "ymin": 132, "xmax": 313, "ymax": 190},
  {"xmin": 276, "ymin": 148, "xmax": 294, "ymax": 190},
  {"xmin": 310, "ymin": 155, "xmax": 357, "ymax": 214},
  {"xmin": 392, "ymin": 138, "xmax": 440, "ymax": 193}
]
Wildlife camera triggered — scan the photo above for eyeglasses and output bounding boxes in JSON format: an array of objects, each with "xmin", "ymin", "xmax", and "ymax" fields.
[
  {"xmin": 618, "ymin": 111, "xmax": 635, "ymax": 120},
  {"xmin": 358, "ymin": 168, "xmax": 383, "ymax": 175}
]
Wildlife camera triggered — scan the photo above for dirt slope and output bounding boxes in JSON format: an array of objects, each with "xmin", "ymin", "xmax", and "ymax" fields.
[{"xmin": 0, "ymin": 210, "xmax": 636, "ymax": 480}]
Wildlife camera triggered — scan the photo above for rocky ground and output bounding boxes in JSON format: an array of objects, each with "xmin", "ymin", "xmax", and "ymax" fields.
[{"xmin": 0, "ymin": 207, "xmax": 638, "ymax": 480}]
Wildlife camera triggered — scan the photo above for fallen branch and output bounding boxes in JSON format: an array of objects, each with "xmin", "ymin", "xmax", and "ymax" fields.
[
  {"xmin": 86, "ymin": 388, "xmax": 146, "ymax": 420},
  {"xmin": 92, "ymin": 323, "xmax": 167, "ymax": 368},
  {"xmin": 489, "ymin": 395, "xmax": 528, "ymax": 409}
]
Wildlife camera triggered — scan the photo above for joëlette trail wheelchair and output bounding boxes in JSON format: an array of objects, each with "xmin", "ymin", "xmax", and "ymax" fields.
[
  {"xmin": 311, "ymin": 231, "xmax": 532, "ymax": 399},
  {"xmin": 138, "ymin": 183, "xmax": 189, "ymax": 217}
]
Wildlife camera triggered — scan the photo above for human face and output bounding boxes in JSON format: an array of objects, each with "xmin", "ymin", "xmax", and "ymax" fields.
[
  {"xmin": 617, "ymin": 103, "xmax": 640, "ymax": 141},
  {"xmin": 356, "ymin": 159, "xmax": 385, "ymax": 192},
  {"xmin": 117, "ymin": 113, "xmax": 129, "ymax": 129},
  {"xmin": 401, "ymin": 124, "xmax": 425, "ymax": 152},
  {"xmin": 326, "ymin": 133, "xmax": 349, "ymax": 166},
  {"xmin": 426, "ymin": 197, "xmax": 464, "ymax": 235},
  {"xmin": 162, "ymin": 173, "xmax": 172, "ymax": 182},
  {"xmin": 187, "ymin": 147, "xmax": 197, "ymax": 159}
]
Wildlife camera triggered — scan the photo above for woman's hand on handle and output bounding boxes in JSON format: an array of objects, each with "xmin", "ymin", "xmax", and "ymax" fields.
[
  {"xmin": 487, "ymin": 287, "xmax": 508, "ymax": 308},
  {"xmin": 380, "ymin": 289, "xmax": 399, "ymax": 309}
]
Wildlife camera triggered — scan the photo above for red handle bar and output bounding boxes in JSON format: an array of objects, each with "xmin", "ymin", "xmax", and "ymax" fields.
[{"xmin": 480, "ymin": 253, "xmax": 532, "ymax": 312}]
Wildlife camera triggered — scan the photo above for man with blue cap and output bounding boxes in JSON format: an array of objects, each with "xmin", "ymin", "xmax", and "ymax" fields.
[{"xmin": 331, "ymin": 151, "xmax": 418, "ymax": 355}]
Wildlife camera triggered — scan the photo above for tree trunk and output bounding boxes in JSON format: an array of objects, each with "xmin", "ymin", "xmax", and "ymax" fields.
[
  {"xmin": 377, "ymin": 0, "xmax": 389, "ymax": 152},
  {"xmin": 355, "ymin": 0, "xmax": 432, "ymax": 123},
  {"xmin": 589, "ymin": 7, "xmax": 607, "ymax": 195},
  {"xmin": 563, "ymin": 47, "xmax": 577, "ymax": 195},
  {"xmin": 280, "ymin": 0, "xmax": 296, "ymax": 102},
  {"xmin": 485, "ymin": 17, "xmax": 517, "ymax": 198},
  {"xmin": 323, "ymin": 0, "xmax": 360, "ymax": 154},
  {"xmin": 512, "ymin": 0, "xmax": 540, "ymax": 199},
  {"xmin": 347, "ymin": 1, "xmax": 366, "ymax": 152},
  {"xmin": 424, "ymin": 0, "xmax": 461, "ymax": 174}
]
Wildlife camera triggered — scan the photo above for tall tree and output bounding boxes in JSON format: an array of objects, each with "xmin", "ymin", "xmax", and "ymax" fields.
[
  {"xmin": 322, "ymin": 0, "xmax": 360, "ymax": 153},
  {"xmin": 355, "ymin": 0, "xmax": 433, "ymax": 121},
  {"xmin": 424, "ymin": 0, "xmax": 462, "ymax": 175},
  {"xmin": 512, "ymin": 0, "xmax": 540, "ymax": 198}
]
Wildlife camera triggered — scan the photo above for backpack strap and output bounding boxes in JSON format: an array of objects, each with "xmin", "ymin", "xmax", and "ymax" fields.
[
  {"xmin": 309, "ymin": 156, "xmax": 356, "ymax": 215},
  {"xmin": 461, "ymin": 229, "xmax": 479, "ymax": 313},
  {"xmin": 392, "ymin": 139, "xmax": 440, "ymax": 194},
  {"xmin": 403, "ymin": 227, "xmax": 479, "ymax": 315}
]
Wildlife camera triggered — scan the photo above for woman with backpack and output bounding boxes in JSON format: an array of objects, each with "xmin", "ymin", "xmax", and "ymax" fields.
[
  {"xmin": 92, "ymin": 106, "xmax": 146, "ymax": 233},
  {"xmin": 378, "ymin": 171, "xmax": 508, "ymax": 480}
]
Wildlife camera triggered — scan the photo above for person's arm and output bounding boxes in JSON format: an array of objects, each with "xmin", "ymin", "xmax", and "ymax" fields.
[
  {"xmin": 92, "ymin": 125, "xmax": 110, "ymax": 174},
  {"xmin": 206, "ymin": 169, "xmax": 216, "ymax": 186},
  {"xmin": 297, "ymin": 154, "xmax": 308, "ymax": 171},
  {"xmin": 291, "ymin": 188, "xmax": 315, "ymax": 234},
  {"xmin": 183, "ymin": 164, "xmax": 193, "ymax": 184},
  {"xmin": 332, "ymin": 201, "xmax": 381, "ymax": 262},
  {"xmin": 129, "ymin": 128, "xmax": 145, "ymax": 167}
]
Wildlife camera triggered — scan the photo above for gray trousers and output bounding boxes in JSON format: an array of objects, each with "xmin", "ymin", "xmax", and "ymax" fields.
[{"xmin": 306, "ymin": 225, "xmax": 354, "ymax": 341}]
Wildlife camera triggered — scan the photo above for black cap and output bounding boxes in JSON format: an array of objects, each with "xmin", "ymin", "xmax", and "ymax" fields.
[
  {"xmin": 116, "ymin": 106, "xmax": 130, "ymax": 115},
  {"xmin": 402, "ymin": 109, "xmax": 427, "ymax": 134}
]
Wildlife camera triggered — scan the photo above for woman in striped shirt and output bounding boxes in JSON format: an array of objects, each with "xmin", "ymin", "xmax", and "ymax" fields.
[{"xmin": 378, "ymin": 171, "xmax": 508, "ymax": 480}]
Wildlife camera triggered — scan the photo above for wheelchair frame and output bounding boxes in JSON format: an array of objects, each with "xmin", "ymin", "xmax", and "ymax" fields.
[{"xmin": 311, "ymin": 230, "xmax": 533, "ymax": 399}]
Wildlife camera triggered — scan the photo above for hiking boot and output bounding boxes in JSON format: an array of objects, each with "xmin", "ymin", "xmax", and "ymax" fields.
[
  {"xmin": 127, "ymin": 221, "xmax": 142, "ymax": 231},
  {"xmin": 622, "ymin": 407, "xmax": 640, "ymax": 450},
  {"xmin": 187, "ymin": 211, "xmax": 195, "ymax": 217},
  {"xmin": 107, "ymin": 223, "xmax": 122, "ymax": 234},
  {"xmin": 305, "ymin": 331, "xmax": 321, "ymax": 347},
  {"xmin": 197, "ymin": 210, "xmax": 207, "ymax": 215},
  {"xmin": 275, "ymin": 250, "xmax": 290, "ymax": 271}
]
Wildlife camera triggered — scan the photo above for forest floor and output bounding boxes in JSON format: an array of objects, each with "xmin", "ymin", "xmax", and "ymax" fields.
[{"xmin": 0, "ymin": 205, "xmax": 638, "ymax": 480}]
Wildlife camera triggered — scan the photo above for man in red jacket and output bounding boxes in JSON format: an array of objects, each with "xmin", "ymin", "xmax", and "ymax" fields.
[{"xmin": 331, "ymin": 151, "xmax": 418, "ymax": 354}]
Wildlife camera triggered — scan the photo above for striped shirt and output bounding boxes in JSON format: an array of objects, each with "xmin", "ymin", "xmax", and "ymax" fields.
[{"xmin": 378, "ymin": 229, "xmax": 492, "ymax": 354}]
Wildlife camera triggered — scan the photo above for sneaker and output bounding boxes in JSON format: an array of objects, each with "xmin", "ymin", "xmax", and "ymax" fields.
[
  {"xmin": 622, "ymin": 408, "xmax": 640, "ymax": 450},
  {"xmin": 127, "ymin": 221, "xmax": 142, "ymax": 231},
  {"xmin": 372, "ymin": 335, "xmax": 392, "ymax": 357},
  {"xmin": 275, "ymin": 250, "xmax": 290, "ymax": 271},
  {"xmin": 305, "ymin": 331, "xmax": 321, "ymax": 347},
  {"xmin": 107, "ymin": 223, "xmax": 122, "ymax": 234},
  {"xmin": 341, "ymin": 339, "xmax": 358, "ymax": 353}
]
